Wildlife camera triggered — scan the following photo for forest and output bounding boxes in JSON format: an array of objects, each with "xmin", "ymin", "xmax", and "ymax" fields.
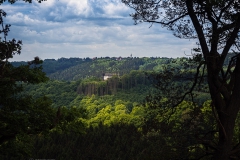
[
  {"xmin": 1, "ymin": 56, "xmax": 239, "ymax": 159},
  {"xmin": 2, "ymin": 0, "xmax": 240, "ymax": 160}
]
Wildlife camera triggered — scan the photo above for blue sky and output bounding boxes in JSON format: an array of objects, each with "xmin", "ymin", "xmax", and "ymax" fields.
[{"xmin": 1, "ymin": 0, "xmax": 196, "ymax": 61}]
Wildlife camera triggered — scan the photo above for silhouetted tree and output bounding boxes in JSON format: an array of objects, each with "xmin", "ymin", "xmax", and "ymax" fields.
[
  {"xmin": 0, "ymin": 10, "xmax": 54, "ymax": 158},
  {"xmin": 122, "ymin": 0, "xmax": 240, "ymax": 159}
]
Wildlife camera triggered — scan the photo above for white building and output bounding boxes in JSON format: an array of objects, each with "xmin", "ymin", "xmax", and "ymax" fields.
[{"xmin": 103, "ymin": 73, "xmax": 118, "ymax": 80}]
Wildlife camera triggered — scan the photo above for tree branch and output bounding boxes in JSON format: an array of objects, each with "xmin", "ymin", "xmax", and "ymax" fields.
[
  {"xmin": 220, "ymin": 14, "xmax": 240, "ymax": 67},
  {"xmin": 145, "ymin": 13, "xmax": 189, "ymax": 26},
  {"xmin": 186, "ymin": 0, "xmax": 209, "ymax": 59},
  {"xmin": 174, "ymin": 61, "xmax": 205, "ymax": 107},
  {"xmin": 217, "ymin": 0, "xmax": 234, "ymax": 23}
]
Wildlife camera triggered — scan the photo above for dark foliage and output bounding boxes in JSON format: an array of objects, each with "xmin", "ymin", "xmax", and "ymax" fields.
[{"xmin": 0, "ymin": 9, "xmax": 55, "ymax": 159}]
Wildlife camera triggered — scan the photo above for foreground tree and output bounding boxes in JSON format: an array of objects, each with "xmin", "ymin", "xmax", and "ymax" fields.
[
  {"xmin": 122, "ymin": 0, "xmax": 240, "ymax": 159},
  {"xmin": 0, "ymin": 9, "xmax": 54, "ymax": 158}
]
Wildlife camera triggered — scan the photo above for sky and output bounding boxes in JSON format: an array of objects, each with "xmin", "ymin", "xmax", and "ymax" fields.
[{"xmin": 1, "ymin": 0, "xmax": 196, "ymax": 61}]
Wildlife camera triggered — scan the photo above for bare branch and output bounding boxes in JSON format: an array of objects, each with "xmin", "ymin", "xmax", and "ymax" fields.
[
  {"xmin": 220, "ymin": 15, "xmax": 240, "ymax": 67},
  {"xmin": 173, "ymin": 61, "xmax": 205, "ymax": 107}
]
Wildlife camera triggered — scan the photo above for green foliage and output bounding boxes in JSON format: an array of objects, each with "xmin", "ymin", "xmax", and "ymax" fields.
[
  {"xmin": 19, "ymin": 56, "xmax": 194, "ymax": 81},
  {"xmin": 31, "ymin": 97, "xmax": 223, "ymax": 159},
  {"xmin": 143, "ymin": 101, "xmax": 214, "ymax": 159},
  {"xmin": 17, "ymin": 57, "xmax": 235, "ymax": 159},
  {"xmin": 4, "ymin": 0, "xmax": 239, "ymax": 159},
  {"xmin": 23, "ymin": 80, "xmax": 79, "ymax": 108},
  {"xmin": 33, "ymin": 124, "xmax": 142, "ymax": 160},
  {"xmin": 0, "ymin": 10, "xmax": 54, "ymax": 159},
  {"xmin": 52, "ymin": 106, "xmax": 87, "ymax": 135},
  {"xmin": 15, "ymin": 55, "xmax": 217, "ymax": 159}
]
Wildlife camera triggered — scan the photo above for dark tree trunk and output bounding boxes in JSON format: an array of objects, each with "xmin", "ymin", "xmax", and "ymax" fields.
[
  {"xmin": 185, "ymin": 0, "xmax": 240, "ymax": 158},
  {"xmin": 209, "ymin": 57, "xmax": 240, "ymax": 159}
]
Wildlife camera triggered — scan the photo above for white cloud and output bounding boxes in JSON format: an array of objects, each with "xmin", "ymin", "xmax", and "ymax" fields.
[
  {"xmin": 1, "ymin": 0, "xmax": 195, "ymax": 61},
  {"xmin": 66, "ymin": 0, "xmax": 89, "ymax": 16},
  {"xmin": 7, "ymin": 12, "xmax": 40, "ymax": 26},
  {"xmin": 105, "ymin": 2, "xmax": 129, "ymax": 16}
]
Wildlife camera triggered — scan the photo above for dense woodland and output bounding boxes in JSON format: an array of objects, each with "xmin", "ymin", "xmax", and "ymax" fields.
[
  {"xmin": 1, "ymin": 56, "xmax": 238, "ymax": 159},
  {"xmin": 2, "ymin": 0, "xmax": 240, "ymax": 159}
]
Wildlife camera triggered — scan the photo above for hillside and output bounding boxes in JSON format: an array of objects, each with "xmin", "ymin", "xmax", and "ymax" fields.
[
  {"xmin": 12, "ymin": 57, "xmax": 176, "ymax": 81},
  {"xmin": 20, "ymin": 56, "xmax": 211, "ymax": 109},
  {"xmin": 45, "ymin": 57, "xmax": 174, "ymax": 81},
  {"xmin": 12, "ymin": 53, "xmax": 236, "ymax": 81},
  {"xmin": 6, "ymin": 56, "xmax": 226, "ymax": 159}
]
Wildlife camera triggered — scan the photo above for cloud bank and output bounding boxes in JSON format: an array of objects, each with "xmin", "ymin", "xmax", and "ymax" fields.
[{"xmin": 1, "ymin": 0, "xmax": 196, "ymax": 61}]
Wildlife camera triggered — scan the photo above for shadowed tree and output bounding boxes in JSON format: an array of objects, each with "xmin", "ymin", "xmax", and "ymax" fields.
[
  {"xmin": 122, "ymin": 0, "xmax": 240, "ymax": 159},
  {"xmin": 0, "ymin": 9, "xmax": 54, "ymax": 158}
]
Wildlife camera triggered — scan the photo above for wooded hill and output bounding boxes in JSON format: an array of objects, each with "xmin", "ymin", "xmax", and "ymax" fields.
[
  {"xmin": 12, "ymin": 56, "xmax": 187, "ymax": 80},
  {"xmin": 19, "ymin": 56, "xmax": 210, "ymax": 108},
  {"xmin": 5, "ymin": 55, "xmax": 238, "ymax": 159},
  {"xmin": 12, "ymin": 54, "xmax": 235, "ymax": 81}
]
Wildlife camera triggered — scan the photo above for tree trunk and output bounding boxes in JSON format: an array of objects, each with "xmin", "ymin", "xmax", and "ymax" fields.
[
  {"xmin": 210, "ymin": 57, "xmax": 240, "ymax": 159},
  {"xmin": 213, "ymin": 114, "xmax": 236, "ymax": 159}
]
